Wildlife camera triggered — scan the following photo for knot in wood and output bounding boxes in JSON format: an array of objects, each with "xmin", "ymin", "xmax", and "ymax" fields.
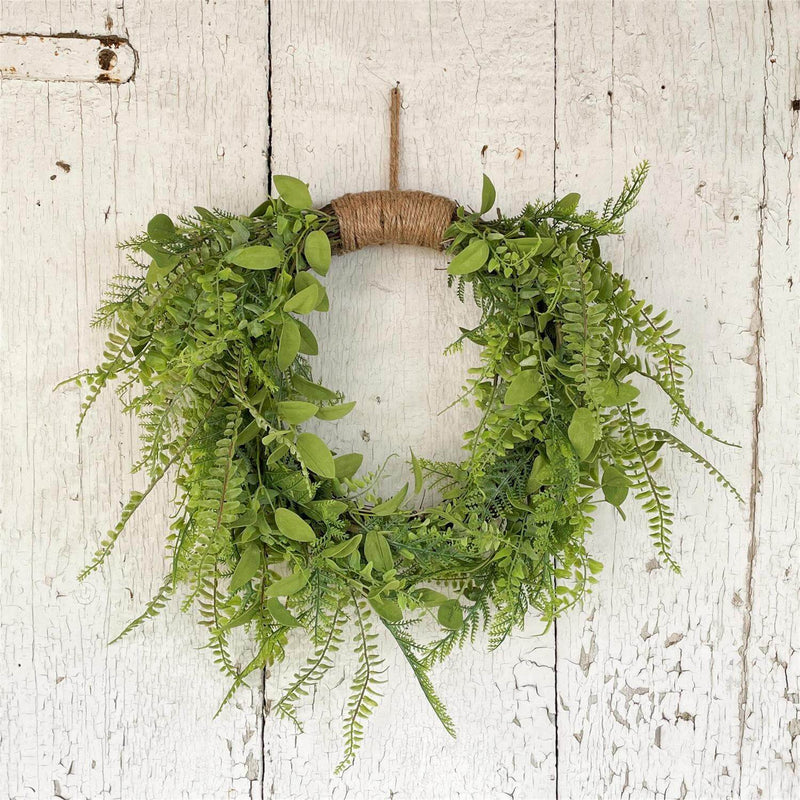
[{"xmin": 330, "ymin": 190, "xmax": 456, "ymax": 252}]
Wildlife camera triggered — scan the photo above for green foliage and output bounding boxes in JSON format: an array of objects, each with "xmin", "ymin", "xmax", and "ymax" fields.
[{"xmin": 71, "ymin": 162, "xmax": 738, "ymax": 769}]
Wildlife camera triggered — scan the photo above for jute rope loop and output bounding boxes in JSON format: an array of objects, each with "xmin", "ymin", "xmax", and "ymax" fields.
[
  {"xmin": 328, "ymin": 85, "xmax": 457, "ymax": 253},
  {"xmin": 389, "ymin": 84, "xmax": 401, "ymax": 192},
  {"xmin": 330, "ymin": 190, "xmax": 456, "ymax": 252}
]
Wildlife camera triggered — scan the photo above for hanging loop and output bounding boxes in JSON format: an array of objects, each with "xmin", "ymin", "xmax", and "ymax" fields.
[
  {"xmin": 389, "ymin": 84, "xmax": 401, "ymax": 191},
  {"xmin": 328, "ymin": 85, "xmax": 456, "ymax": 252}
]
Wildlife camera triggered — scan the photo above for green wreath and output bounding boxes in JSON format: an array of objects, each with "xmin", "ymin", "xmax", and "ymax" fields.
[{"xmin": 68, "ymin": 162, "xmax": 739, "ymax": 771}]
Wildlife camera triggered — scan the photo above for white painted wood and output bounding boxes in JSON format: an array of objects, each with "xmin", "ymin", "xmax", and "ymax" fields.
[
  {"xmin": 0, "ymin": 34, "xmax": 136, "ymax": 83},
  {"xmin": 1, "ymin": 2, "xmax": 269, "ymax": 798},
  {"xmin": 555, "ymin": 3, "xmax": 764, "ymax": 798},
  {"xmin": 2, "ymin": 1, "xmax": 799, "ymax": 798},
  {"xmin": 740, "ymin": 3, "xmax": 800, "ymax": 798},
  {"xmin": 267, "ymin": 1, "xmax": 558, "ymax": 795},
  {"xmin": 0, "ymin": 0, "xmax": 123, "ymax": 36}
]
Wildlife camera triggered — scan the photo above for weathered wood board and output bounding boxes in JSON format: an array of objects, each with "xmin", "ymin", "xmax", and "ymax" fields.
[
  {"xmin": 0, "ymin": 34, "xmax": 136, "ymax": 83},
  {"xmin": 1, "ymin": 1, "xmax": 798, "ymax": 798}
]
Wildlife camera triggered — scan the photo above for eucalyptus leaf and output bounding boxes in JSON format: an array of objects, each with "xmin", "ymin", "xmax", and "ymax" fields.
[
  {"xmin": 266, "ymin": 444, "xmax": 289, "ymax": 467},
  {"xmin": 504, "ymin": 370, "xmax": 542, "ymax": 405},
  {"xmin": 597, "ymin": 379, "xmax": 640, "ymax": 407},
  {"xmin": 316, "ymin": 401, "xmax": 356, "ymax": 421},
  {"xmin": 145, "ymin": 260, "xmax": 178, "ymax": 287},
  {"xmin": 267, "ymin": 597, "xmax": 300, "ymax": 627},
  {"xmin": 295, "ymin": 432, "xmax": 336, "ymax": 478},
  {"xmin": 602, "ymin": 463, "xmax": 631, "ymax": 507},
  {"xmin": 364, "ymin": 531, "xmax": 393, "ymax": 572},
  {"xmin": 141, "ymin": 242, "xmax": 178, "ymax": 274},
  {"xmin": 147, "ymin": 213, "xmax": 175, "ymax": 242},
  {"xmin": 315, "ymin": 286, "xmax": 330, "ymax": 312},
  {"xmin": 415, "ymin": 588, "xmax": 448, "ymax": 607},
  {"xmin": 277, "ymin": 400, "xmax": 318, "ymax": 424},
  {"xmin": 411, "ymin": 449, "xmax": 424, "ymax": 494},
  {"xmin": 296, "ymin": 320, "xmax": 319, "ymax": 355},
  {"xmin": 264, "ymin": 568, "xmax": 308, "ymax": 597},
  {"xmin": 508, "ymin": 237, "xmax": 554, "ymax": 256},
  {"xmin": 320, "ymin": 534, "xmax": 362, "ymax": 560},
  {"xmin": 274, "ymin": 175, "xmax": 313, "ymax": 210},
  {"xmin": 295, "ymin": 270, "xmax": 322, "ymax": 293},
  {"xmin": 227, "ymin": 245, "xmax": 282, "ymax": 270},
  {"xmin": 370, "ymin": 484, "xmax": 408, "ymax": 516},
  {"xmin": 224, "ymin": 604, "xmax": 259, "ymax": 630},
  {"xmin": 369, "ymin": 596, "xmax": 403, "ymax": 623},
  {"xmin": 229, "ymin": 544, "xmax": 261, "ymax": 592},
  {"xmin": 274, "ymin": 507, "xmax": 316, "ymax": 542},
  {"xmin": 480, "ymin": 174, "xmax": 496, "ymax": 215},
  {"xmin": 554, "ymin": 192, "xmax": 581, "ymax": 215},
  {"xmin": 304, "ymin": 229, "xmax": 332, "ymax": 275},
  {"xmin": 235, "ymin": 419, "xmax": 261, "ymax": 447},
  {"xmin": 292, "ymin": 375, "xmax": 338, "ymax": 402},
  {"xmin": 284, "ymin": 284, "xmax": 320, "ymax": 314},
  {"xmin": 568, "ymin": 407, "xmax": 599, "ymax": 461},
  {"xmin": 333, "ymin": 452, "xmax": 363, "ymax": 480},
  {"xmin": 437, "ymin": 600, "xmax": 464, "ymax": 630},
  {"xmin": 278, "ymin": 318, "xmax": 301, "ymax": 370},
  {"xmin": 237, "ymin": 526, "xmax": 261, "ymax": 543},
  {"xmin": 447, "ymin": 239, "xmax": 489, "ymax": 276}
]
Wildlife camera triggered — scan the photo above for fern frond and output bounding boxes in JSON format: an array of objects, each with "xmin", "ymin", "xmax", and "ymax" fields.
[
  {"xmin": 649, "ymin": 427, "xmax": 744, "ymax": 503},
  {"xmin": 383, "ymin": 621, "xmax": 456, "ymax": 737},
  {"xmin": 109, "ymin": 573, "xmax": 176, "ymax": 643},
  {"xmin": 79, "ymin": 487, "xmax": 150, "ymax": 580},
  {"xmin": 335, "ymin": 598, "xmax": 386, "ymax": 774},
  {"xmin": 605, "ymin": 161, "xmax": 650, "ymax": 225},
  {"xmin": 624, "ymin": 407, "xmax": 678, "ymax": 572},
  {"xmin": 276, "ymin": 605, "xmax": 344, "ymax": 727},
  {"xmin": 424, "ymin": 587, "xmax": 491, "ymax": 664}
]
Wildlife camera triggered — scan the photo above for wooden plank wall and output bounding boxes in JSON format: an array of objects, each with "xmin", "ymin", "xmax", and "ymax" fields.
[{"xmin": 1, "ymin": 2, "xmax": 798, "ymax": 798}]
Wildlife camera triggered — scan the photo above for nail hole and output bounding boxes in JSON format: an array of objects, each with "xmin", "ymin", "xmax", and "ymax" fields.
[{"xmin": 98, "ymin": 48, "xmax": 117, "ymax": 70}]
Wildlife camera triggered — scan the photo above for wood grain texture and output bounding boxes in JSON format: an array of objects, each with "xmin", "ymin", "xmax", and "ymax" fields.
[
  {"xmin": 740, "ymin": 3, "xmax": 800, "ymax": 798},
  {"xmin": 1, "ymin": 1, "xmax": 798, "ymax": 798},
  {"xmin": 554, "ymin": 3, "xmax": 764, "ymax": 798},
  {"xmin": 267, "ymin": 2, "xmax": 557, "ymax": 796},
  {"xmin": 0, "ymin": 34, "xmax": 136, "ymax": 83},
  {"xmin": 1, "ymin": 2, "xmax": 270, "ymax": 798},
  {"xmin": 0, "ymin": 1, "xmax": 124, "ymax": 35}
]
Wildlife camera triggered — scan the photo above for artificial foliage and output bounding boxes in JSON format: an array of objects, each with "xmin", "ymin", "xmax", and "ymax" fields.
[{"xmin": 68, "ymin": 164, "xmax": 739, "ymax": 770}]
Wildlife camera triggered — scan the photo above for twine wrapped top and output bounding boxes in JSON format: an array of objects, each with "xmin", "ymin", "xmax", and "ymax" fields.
[
  {"xmin": 330, "ymin": 190, "xmax": 456, "ymax": 252},
  {"xmin": 327, "ymin": 86, "xmax": 456, "ymax": 253}
]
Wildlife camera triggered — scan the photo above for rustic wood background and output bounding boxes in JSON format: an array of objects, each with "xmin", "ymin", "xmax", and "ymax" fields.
[{"xmin": 2, "ymin": 1, "xmax": 798, "ymax": 798}]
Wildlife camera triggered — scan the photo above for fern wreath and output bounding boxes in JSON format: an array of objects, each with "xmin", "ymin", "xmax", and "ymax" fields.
[{"xmin": 68, "ymin": 163, "xmax": 739, "ymax": 771}]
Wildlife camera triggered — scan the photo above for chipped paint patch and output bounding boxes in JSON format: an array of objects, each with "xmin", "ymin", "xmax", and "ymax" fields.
[{"xmin": 0, "ymin": 33, "xmax": 136, "ymax": 83}]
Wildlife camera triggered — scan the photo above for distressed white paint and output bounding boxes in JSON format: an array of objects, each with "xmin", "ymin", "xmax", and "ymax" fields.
[
  {"xmin": 1, "ymin": 2, "xmax": 269, "ymax": 799},
  {"xmin": 555, "ymin": 4, "xmax": 763, "ymax": 799},
  {"xmin": 1, "ymin": 1, "xmax": 799, "ymax": 798},
  {"xmin": 740, "ymin": 3, "xmax": 800, "ymax": 798},
  {"xmin": 0, "ymin": 34, "xmax": 136, "ymax": 83},
  {"xmin": 268, "ymin": 3, "xmax": 557, "ymax": 796}
]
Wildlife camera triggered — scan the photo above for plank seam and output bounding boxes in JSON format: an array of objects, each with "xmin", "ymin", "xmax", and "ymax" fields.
[
  {"xmin": 552, "ymin": 3, "xmax": 560, "ymax": 797},
  {"xmin": 738, "ymin": 0, "xmax": 772, "ymax": 788},
  {"xmin": 260, "ymin": 2, "xmax": 274, "ymax": 797}
]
